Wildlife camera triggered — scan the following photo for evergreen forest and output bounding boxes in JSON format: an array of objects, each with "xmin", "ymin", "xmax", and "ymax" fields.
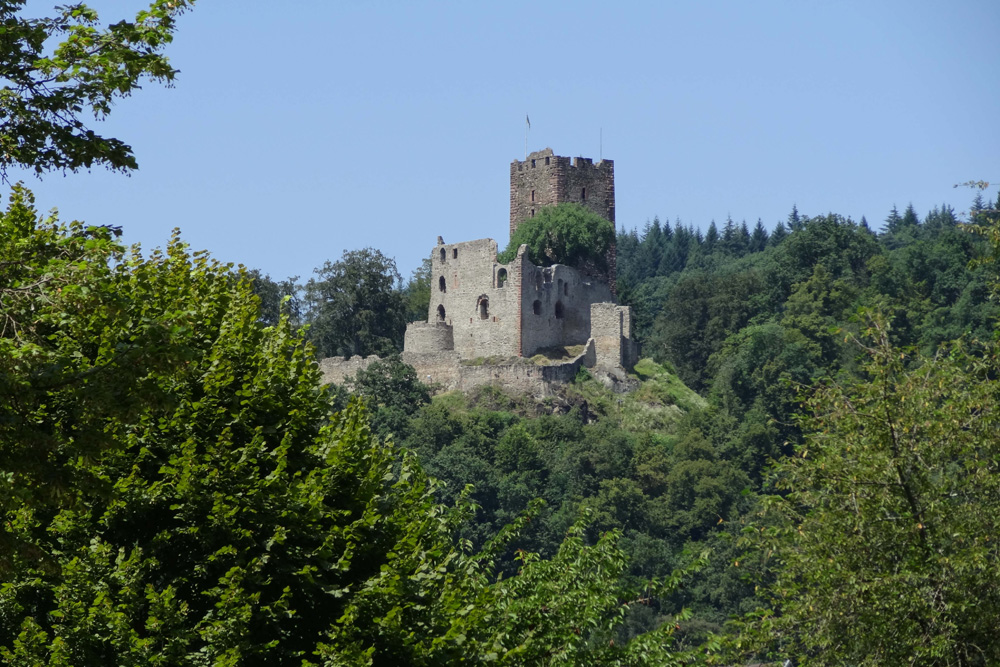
[{"xmin": 3, "ymin": 2, "xmax": 1000, "ymax": 665}]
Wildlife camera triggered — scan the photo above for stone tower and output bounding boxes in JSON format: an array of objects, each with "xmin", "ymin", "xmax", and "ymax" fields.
[{"xmin": 509, "ymin": 147, "xmax": 617, "ymax": 291}]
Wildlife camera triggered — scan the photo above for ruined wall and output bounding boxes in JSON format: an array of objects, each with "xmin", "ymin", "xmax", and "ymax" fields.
[
  {"xmin": 403, "ymin": 321, "xmax": 454, "ymax": 354},
  {"xmin": 428, "ymin": 237, "xmax": 522, "ymax": 359},
  {"xmin": 590, "ymin": 303, "xmax": 639, "ymax": 370},
  {"xmin": 519, "ymin": 262, "xmax": 614, "ymax": 358},
  {"xmin": 318, "ymin": 355, "xmax": 380, "ymax": 386}
]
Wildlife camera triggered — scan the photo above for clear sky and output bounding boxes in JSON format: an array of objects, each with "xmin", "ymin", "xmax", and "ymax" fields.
[{"xmin": 11, "ymin": 0, "xmax": 1000, "ymax": 281}]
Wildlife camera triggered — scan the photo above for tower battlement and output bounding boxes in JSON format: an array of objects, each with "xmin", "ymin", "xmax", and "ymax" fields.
[{"xmin": 509, "ymin": 148, "xmax": 615, "ymax": 237}]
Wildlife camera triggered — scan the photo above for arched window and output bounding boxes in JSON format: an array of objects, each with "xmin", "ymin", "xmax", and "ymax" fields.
[
  {"xmin": 478, "ymin": 297, "xmax": 489, "ymax": 320},
  {"xmin": 439, "ymin": 276, "xmax": 446, "ymax": 293},
  {"xmin": 437, "ymin": 304, "xmax": 446, "ymax": 321},
  {"xmin": 554, "ymin": 301, "xmax": 564, "ymax": 319},
  {"xmin": 439, "ymin": 247, "xmax": 446, "ymax": 262},
  {"xmin": 497, "ymin": 268, "xmax": 508, "ymax": 288},
  {"xmin": 532, "ymin": 300, "xmax": 541, "ymax": 315}
]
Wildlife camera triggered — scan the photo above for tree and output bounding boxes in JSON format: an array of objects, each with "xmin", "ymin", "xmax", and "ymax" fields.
[
  {"xmin": 749, "ymin": 219, "xmax": 768, "ymax": 253},
  {"xmin": 0, "ymin": 196, "xmax": 705, "ymax": 665},
  {"xmin": 402, "ymin": 256, "xmax": 432, "ymax": 323},
  {"xmin": 304, "ymin": 247, "xmax": 406, "ymax": 359},
  {"xmin": 0, "ymin": 0, "xmax": 193, "ymax": 177},
  {"xmin": 498, "ymin": 202, "xmax": 615, "ymax": 272},
  {"xmin": 247, "ymin": 268, "xmax": 301, "ymax": 326},
  {"xmin": 734, "ymin": 316, "xmax": 1000, "ymax": 665}
]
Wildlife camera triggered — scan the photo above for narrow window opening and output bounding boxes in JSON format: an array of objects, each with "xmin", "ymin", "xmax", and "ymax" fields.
[
  {"xmin": 439, "ymin": 247, "xmax": 446, "ymax": 262},
  {"xmin": 563, "ymin": 282, "xmax": 569, "ymax": 296},
  {"xmin": 554, "ymin": 301, "xmax": 564, "ymax": 319},
  {"xmin": 497, "ymin": 268, "xmax": 508, "ymax": 288},
  {"xmin": 531, "ymin": 189, "xmax": 535, "ymax": 202},
  {"xmin": 531, "ymin": 159, "xmax": 536, "ymax": 168},
  {"xmin": 545, "ymin": 156, "xmax": 550, "ymax": 165},
  {"xmin": 581, "ymin": 187, "xmax": 586, "ymax": 201},
  {"xmin": 532, "ymin": 300, "xmax": 541, "ymax": 315},
  {"xmin": 535, "ymin": 274, "xmax": 542, "ymax": 290},
  {"xmin": 530, "ymin": 209, "xmax": 535, "ymax": 217},
  {"xmin": 452, "ymin": 248, "xmax": 458, "ymax": 259},
  {"xmin": 479, "ymin": 297, "xmax": 489, "ymax": 320},
  {"xmin": 438, "ymin": 276, "xmax": 446, "ymax": 293},
  {"xmin": 437, "ymin": 304, "xmax": 446, "ymax": 321}
]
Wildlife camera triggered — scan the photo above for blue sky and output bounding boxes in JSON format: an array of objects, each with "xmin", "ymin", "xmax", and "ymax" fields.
[{"xmin": 12, "ymin": 0, "xmax": 1000, "ymax": 281}]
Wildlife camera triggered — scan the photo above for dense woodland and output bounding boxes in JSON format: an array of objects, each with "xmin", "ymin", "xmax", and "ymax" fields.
[{"xmin": 4, "ymin": 2, "xmax": 1000, "ymax": 664}]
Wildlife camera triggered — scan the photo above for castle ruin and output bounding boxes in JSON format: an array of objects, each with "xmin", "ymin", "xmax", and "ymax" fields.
[{"xmin": 320, "ymin": 148, "xmax": 638, "ymax": 396}]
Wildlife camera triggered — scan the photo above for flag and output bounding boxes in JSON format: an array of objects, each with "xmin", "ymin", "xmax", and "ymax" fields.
[{"xmin": 526, "ymin": 114, "xmax": 530, "ymax": 129}]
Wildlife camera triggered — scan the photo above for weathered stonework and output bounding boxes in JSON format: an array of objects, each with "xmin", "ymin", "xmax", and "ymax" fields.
[
  {"xmin": 509, "ymin": 148, "xmax": 617, "ymax": 293},
  {"xmin": 319, "ymin": 149, "xmax": 637, "ymax": 397},
  {"xmin": 509, "ymin": 148, "xmax": 615, "ymax": 236}
]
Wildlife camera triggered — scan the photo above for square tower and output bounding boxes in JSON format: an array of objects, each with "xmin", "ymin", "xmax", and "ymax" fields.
[
  {"xmin": 509, "ymin": 148, "xmax": 617, "ymax": 293},
  {"xmin": 509, "ymin": 148, "xmax": 615, "ymax": 237}
]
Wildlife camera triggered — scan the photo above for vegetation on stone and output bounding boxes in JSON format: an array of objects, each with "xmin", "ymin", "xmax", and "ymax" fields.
[{"xmin": 498, "ymin": 202, "xmax": 616, "ymax": 270}]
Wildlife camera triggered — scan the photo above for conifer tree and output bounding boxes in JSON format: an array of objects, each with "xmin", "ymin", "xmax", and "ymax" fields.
[
  {"xmin": 750, "ymin": 218, "xmax": 769, "ymax": 252},
  {"xmin": 704, "ymin": 220, "xmax": 719, "ymax": 252},
  {"xmin": 884, "ymin": 204, "xmax": 903, "ymax": 233},
  {"xmin": 769, "ymin": 221, "xmax": 789, "ymax": 246}
]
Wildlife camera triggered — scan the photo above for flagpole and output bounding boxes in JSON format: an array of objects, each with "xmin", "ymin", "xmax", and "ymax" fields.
[{"xmin": 525, "ymin": 114, "xmax": 529, "ymax": 160}]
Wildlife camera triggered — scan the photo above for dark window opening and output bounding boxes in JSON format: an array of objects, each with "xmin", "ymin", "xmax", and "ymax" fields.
[
  {"xmin": 452, "ymin": 248, "xmax": 458, "ymax": 259},
  {"xmin": 439, "ymin": 276, "xmax": 446, "ymax": 293},
  {"xmin": 555, "ymin": 301, "xmax": 564, "ymax": 319},
  {"xmin": 531, "ymin": 159, "xmax": 536, "ymax": 168},
  {"xmin": 535, "ymin": 273, "xmax": 542, "ymax": 290},
  {"xmin": 532, "ymin": 300, "xmax": 541, "ymax": 315},
  {"xmin": 545, "ymin": 156, "xmax": 550, "ymax": 165},
  {"xmin": 439, "ymin": 247, "xmax": 446, "ymax": 262},
  {"xmin": 497, "ymin": 268, "xmax": 508, "ymax": 287},
  {"xmin": 479, "ymin": 297, "xmax": 489, "ymax": 320},
  {"xmin": 530, "ymin": 209, "xmax": 535, "ymax": 217},
  {"xmin": 563, "ymin": 282, "xmax": 569, "ymax": 296},
  {"xmin": 437, "ymin": 304, "xmax": 446, "ymax": 321},
  {"xmin": 581, "ymin": 187, "xmax": 586, "ymax": 201},
  {"xmin": 531, "ymin": 189, "xmax": 535, "ymax": 202}
]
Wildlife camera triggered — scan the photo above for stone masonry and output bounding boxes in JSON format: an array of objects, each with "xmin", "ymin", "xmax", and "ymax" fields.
[
  {"xmin": 509, "ymin": 148, "xmax": 617, "ymax": 293},
  {"xmin": 320, "ymin": 149, "xmax": 637, "ymax": 396}
]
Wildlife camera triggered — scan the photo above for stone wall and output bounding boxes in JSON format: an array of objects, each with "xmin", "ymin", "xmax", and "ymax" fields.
[
  {"xmin": 403, "ymin": 321, "xmax": 454, "ymax": 354},
  {"xmin": 429, "ymin": 237, "xmax": 523, "ymax": 359},
  {"xmin": 590, "ymin": 303, "xmax": 639, "ymax": 370},
  {"xmin": 509, "ymin": 149, "xmax": 615, "ymax": 236},
  {"xmin": 519, "ymin": 262, "xmax": 614, "ymax": 357},
  {"xmin": 317, "ymin": 355, "xmax": 380, "ymax": 386}
]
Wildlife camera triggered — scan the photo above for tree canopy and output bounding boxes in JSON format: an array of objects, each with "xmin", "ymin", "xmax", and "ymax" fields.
[
  {"xmin": 498, "ymin": 203, "xmax": 615, "ymax": 271},
  {"xmin": 0, "ymin": 0, "xmax": 194, "ymax": 177}
]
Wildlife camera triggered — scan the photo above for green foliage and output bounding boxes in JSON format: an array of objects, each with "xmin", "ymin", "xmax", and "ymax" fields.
[
  {"xmin": 342, "ymin": 354, "xmax": 431, "ymax": 440},
  {"xmin": 247, "ymin": 268, "xmax": 301, "ymax": 326},
  {"xmin": 734, "ymin": 316, "xmax": 1000, "ymax": 665},
  {"xmin": 0, "ymin": 196, "xmax": 706, "ymax": 663},
  {"xmin": 403, "ymin": 256, "xmax": 432, "ymax": 323},
  {"xmin": 304, "ymin": 247, "xmax": 406, "ymax": 359},
  {"xmin": 498, "ymin": 203, "xmax": 615, "ymax": 270},
  {"xmin": 0, "ymin": 0, "xmax": 194, "ymax": 176}
]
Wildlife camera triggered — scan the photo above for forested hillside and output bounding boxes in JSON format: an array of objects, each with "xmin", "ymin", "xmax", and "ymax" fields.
[
  {"xmin": 315, "ymin": 194, "xmax": 1000, "ymax": 659},
  {"xmin": 4, "ymin": 3, "xmax": 1000, "ymax": 663}
]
